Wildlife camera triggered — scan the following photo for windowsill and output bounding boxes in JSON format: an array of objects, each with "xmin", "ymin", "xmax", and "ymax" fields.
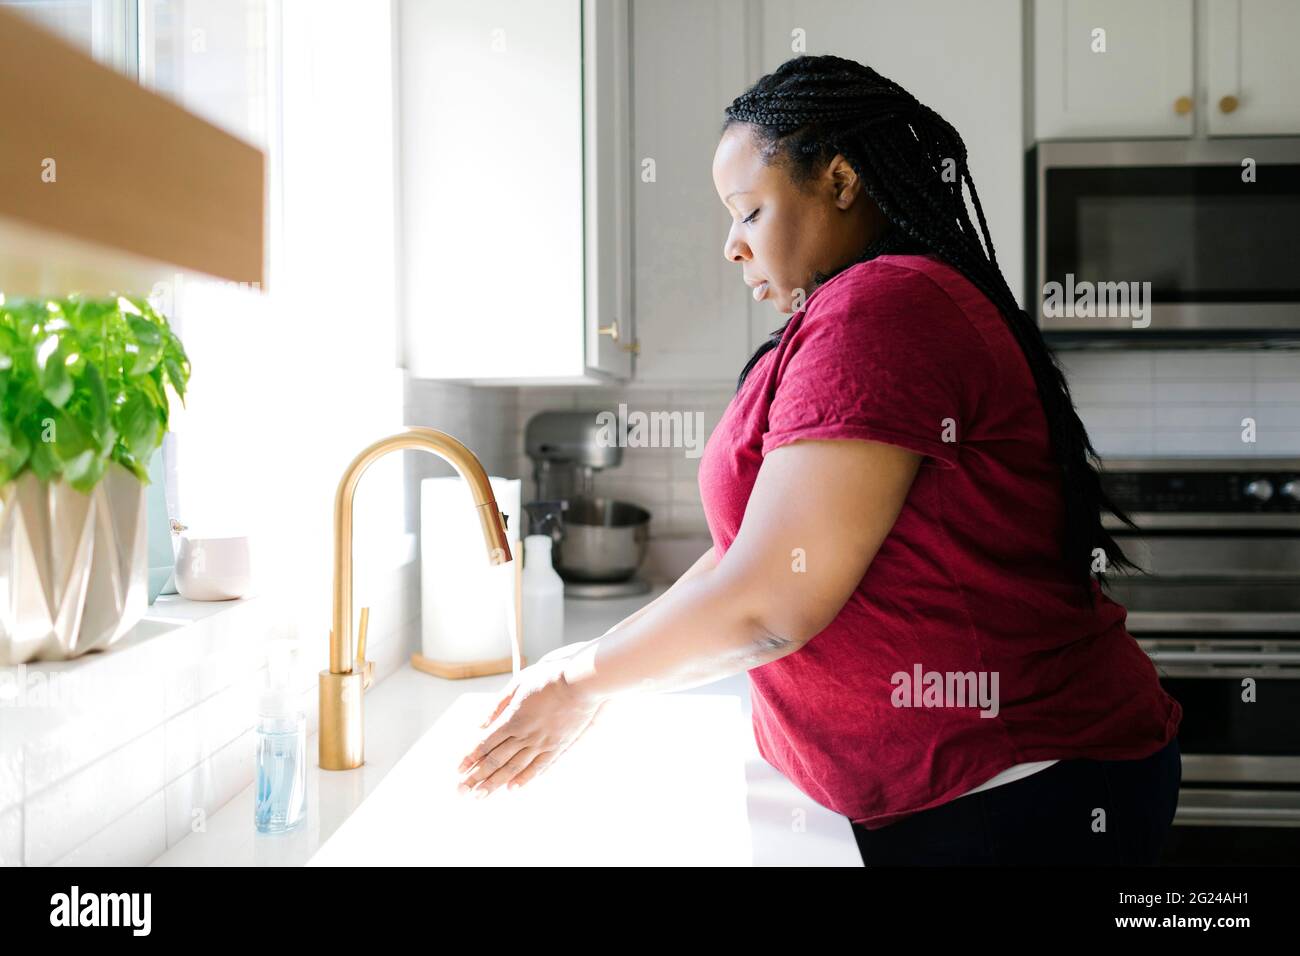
[
  {"xmin": 0, "ymin": 592, "xmax": 293, "ymax": 742},
  {"xmin": 1, "ymin": 529, "xmax": 418, "ymax": 739}
]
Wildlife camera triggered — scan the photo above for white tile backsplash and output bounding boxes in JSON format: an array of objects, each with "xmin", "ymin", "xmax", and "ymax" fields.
[
  {"xmin": 1062, "ymin": 350, "xmax": 1300, "ymax": 459},
  {"xmin": 163, "ymin": 728, "xmax": 255, "ymax": 849},
  {"xmin": 25, "ymin": 725, "xmax": 166, "ymax": 866},
  {"xmin": 163, "ymin": 670, "xmax": 260, "ymax": 785},
  {"xmin": 0, "ymin": 806, "xmax": 22, "ymax": 868},
  {"xmin": 55, "ymin": 792, "xmax": 166, "ymax": 867}
]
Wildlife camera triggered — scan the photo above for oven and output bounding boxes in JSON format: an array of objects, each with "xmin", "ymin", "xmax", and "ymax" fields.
[
  {"xmin": 1029, "ymin": 138, "xmax": 1300, "ymax": 339},
  {"xmin": 1099, "ymin": 458, "xmax": 1300, "ymax": 862}
]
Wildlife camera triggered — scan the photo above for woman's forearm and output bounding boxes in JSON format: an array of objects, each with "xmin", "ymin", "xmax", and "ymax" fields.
[
  {"xmin": 559, "ymin": 566, "xmax": 798, "ymax": 702},
  {"xmin": 598, "ymin": 545, "xmax": 718, "ymax": 637},
  {"xmin": 536, "ymin": 546, "xmax": 718, "ymax": 665}
]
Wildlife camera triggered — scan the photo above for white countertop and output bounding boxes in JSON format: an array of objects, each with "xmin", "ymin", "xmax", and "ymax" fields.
[{"xmin": 151, "ymin": 583, "xmax": 863, "ymax": 866}]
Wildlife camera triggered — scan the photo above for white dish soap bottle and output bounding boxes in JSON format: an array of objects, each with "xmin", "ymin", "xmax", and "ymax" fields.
[{"xmin": 522, "ymin": 534, "xmax": 565, "ymax": 664}]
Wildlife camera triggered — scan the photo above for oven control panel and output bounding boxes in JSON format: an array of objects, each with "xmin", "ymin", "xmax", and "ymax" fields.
[{"xmin": 1102, "ymin": 470, "xmax": 1300, "ymax": 513}]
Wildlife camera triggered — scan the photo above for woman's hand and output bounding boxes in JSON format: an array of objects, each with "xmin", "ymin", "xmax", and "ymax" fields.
[{"xmin": 454, "ymin": 653, "xmax": 603, "ymax": 798}]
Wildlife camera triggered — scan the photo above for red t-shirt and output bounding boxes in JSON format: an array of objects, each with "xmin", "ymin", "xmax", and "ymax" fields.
[{"xmin": 697, "ymin": 253, "xmax": 1182, "ymax": 830}]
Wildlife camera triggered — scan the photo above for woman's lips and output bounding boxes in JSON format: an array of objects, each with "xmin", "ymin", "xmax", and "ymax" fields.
[{"xmin": 752, "ymin": 280, "xmax": 769, "ymax": 302}]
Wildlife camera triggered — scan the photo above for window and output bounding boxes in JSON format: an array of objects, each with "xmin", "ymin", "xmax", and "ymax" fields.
[
  {"xmin": 0, "ymin": 0, "xmax": 137, "ymax": 75},
  {"xmin": 5, "ymin": 0, "xmax": 279, "ymax": 589},
  {"xmin": 8, "ymin": 1, "xmax": 403, "ymax": 622}
]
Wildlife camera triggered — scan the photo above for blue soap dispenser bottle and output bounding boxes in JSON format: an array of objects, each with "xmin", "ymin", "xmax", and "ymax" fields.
[{"xmin": 255, "ymin": 639, "xmax": 307, "ymax": 833}]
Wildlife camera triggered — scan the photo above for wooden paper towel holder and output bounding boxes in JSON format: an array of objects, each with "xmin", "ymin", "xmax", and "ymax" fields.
[{"xmin": 410, "ymin": 550, "xmax": 528, "ymax": 679}]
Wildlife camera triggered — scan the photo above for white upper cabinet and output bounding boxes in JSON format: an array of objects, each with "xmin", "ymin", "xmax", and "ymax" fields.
[
  {"xmin": 1205, "ymin": 0, "xmax": 1300, "ymax": 136},
  {"xmin": 628, "ymin": 0, "xmax": 754, "ymax": 385},
  {"xmin": 1035, "ymin": 0, "xmax": 1300, "ymax": 140},
  {"xmin": 1034, "ymin": 0, "xmax": 1195, "ymax": 139},
  {"xmin": 399, "ymin": 0, "xmax": 631, "ymax": 383}
]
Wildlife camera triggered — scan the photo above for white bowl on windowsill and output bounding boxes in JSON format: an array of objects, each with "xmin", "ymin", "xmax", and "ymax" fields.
[{"xmin": 174, "ymin": 533, "xmax": 253, "ymax": 601}]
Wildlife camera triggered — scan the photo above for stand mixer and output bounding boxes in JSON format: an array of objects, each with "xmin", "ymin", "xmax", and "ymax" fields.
[{"xmin": 523, "ymin": 411, "xmax": 652, "ymax": 598}]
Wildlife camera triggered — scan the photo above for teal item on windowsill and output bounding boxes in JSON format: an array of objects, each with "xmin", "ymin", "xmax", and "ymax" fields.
[{"xmin": 146, "ymin": 445, "xmax": 178, "ymax": 602}]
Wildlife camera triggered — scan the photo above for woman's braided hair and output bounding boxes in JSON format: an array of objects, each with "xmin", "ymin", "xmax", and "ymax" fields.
[{"xmin": 723, "ymin": 54, "xmax": 1139, "ymax": 601}]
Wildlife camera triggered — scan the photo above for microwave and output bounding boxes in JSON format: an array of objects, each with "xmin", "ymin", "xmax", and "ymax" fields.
[{"xmin": 1028, "ymin": 138, "xmax": 1300, "ymax": 338}]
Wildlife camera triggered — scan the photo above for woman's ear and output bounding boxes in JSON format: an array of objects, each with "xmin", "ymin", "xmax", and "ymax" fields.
[{"xmin": 827, "ymin": 153, "xmax": 862, "ymax": 208}]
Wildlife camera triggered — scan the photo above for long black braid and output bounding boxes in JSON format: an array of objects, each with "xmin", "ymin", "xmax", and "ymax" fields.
[{"xmin": 723, "ymin": 54, "xmax": 1140, "ymax": 601}]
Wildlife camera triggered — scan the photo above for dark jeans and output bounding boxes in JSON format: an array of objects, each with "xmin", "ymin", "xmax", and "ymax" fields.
[{"xmin": 852, "ymin": 736, "xmax": 1182, "ymax": 865}]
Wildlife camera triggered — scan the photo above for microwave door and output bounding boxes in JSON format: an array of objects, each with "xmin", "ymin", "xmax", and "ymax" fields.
[{"xmin": 1033, "ymin": 139, "xmax": 1300, "ymax": 333}]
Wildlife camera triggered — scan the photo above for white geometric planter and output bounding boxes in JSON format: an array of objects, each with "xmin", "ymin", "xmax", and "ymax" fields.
[{"xmin": 0, "ymin": 461, "xmax": 149, "ymax": 664}]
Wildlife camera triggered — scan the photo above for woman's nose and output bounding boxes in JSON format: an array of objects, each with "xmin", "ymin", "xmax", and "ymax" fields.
[{"xmin": 723, "ymin": 230, "xmax": 749, "ymax": 263}]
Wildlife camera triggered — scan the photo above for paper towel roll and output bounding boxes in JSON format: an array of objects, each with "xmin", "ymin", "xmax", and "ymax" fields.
[{"xmin": 420, "ymin": 476, "xmax": 521, "ymax": 664}]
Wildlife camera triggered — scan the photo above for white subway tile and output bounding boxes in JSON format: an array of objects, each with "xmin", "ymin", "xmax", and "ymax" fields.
[
  {"xmin": 1068, "ymin": 380, "xmax": 1154, "ymax": 405},
  {"xmin": 1091, "ymin": 432, "xmax": 1155, "ymax": 457},
  {"xmin": 618, "ymin": 445, "xmax": 674, "ymax": 477},
  {"xmin": 54, "ymin": 791, "xmax": 166, "ymax": 867},
  {"xmin": 670, "ymin": 479, "xmax": 702, "ymax": 504},
  {"xmin": 23, "ymin": 668, "xmax": 166, "ymax": 796},
  {"xmin": 1153, "ymin": 352, "xmax": 1253, "ymax": 381},
  {"xmin": 1251, "ymin": 431, "xmax": 1300, "ymax": 455},
  {"xmin": 517, "ymin": 388, "xmax": 580, "ymax": 413},
  {"xmin": 1058, "ymin": 353, "xmax": 1153, "ymax": 381},
  {"xmin": 619, "ymin": 385, "xmax": 672, "ymax": 405},
  {"xmin": 1254, "ymin": 381, "xmax": 1300, "ymax": 404},
  {"xmin": 164, "ymin": 671, "xmax": 258, "ymax": 785},
  {"xmin": 25, "ymin": 726, "xmax": 165, "ymax": 866},
  {"xmin": 1079, "ymin": 406, "xmax": 1154, "ymax": 431},
  {"xmin": 1253, "ymin": 352, "xmax": 1300, "ymax": 380},
  {"xmin": 0, "ymin": 806, "xmax": 19, "ymax": 867},
  {"xmin": 0, "ymin": 743, "xmax": 19, "ymax": 815},
  {"xmin": 1155, "ymin": 405, "xmax": 1255, "ymax": 430},
  {"xmin": 1152, "ymin": 431, "xmax": 1253, "ymax": 455},
  {"xmin": 667, "ymin": 387, "xmax": 732, "ymax": 407},
  {"xmin": 670, "ymin": 452, "xmax": 704, "ymax": 479},
  {"xmin": 164, "ymin": 728, "xmax": 255, "ymax": 848},
  {"xmin": 1152, "ymin": 381, "xmax": 1252, "ymax": 404}
]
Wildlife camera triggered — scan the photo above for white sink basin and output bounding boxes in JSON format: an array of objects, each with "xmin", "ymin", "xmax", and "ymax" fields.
[{"xmin": 308, "ymin": 691, "xmax": 754, "ymax": 866}]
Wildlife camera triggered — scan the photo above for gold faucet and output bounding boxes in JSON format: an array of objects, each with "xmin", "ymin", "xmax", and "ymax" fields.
[{"xmin": 319, "ymin": 427, "xmax": 512, "ymax": 771}]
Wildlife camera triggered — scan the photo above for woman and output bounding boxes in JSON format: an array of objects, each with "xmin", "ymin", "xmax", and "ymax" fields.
[{"xmin": 455, "ymin": 55, "xmax": 1183, "ymax": 866}]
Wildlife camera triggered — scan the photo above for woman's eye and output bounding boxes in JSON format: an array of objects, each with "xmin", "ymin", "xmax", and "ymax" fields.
[{"xmin": 743, "ymin": 208, "xmax": 759, "ymax": 224}]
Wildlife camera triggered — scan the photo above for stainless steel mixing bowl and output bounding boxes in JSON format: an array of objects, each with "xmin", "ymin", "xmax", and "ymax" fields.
[{"xmin": 527, "ymin": 496, "xmax": 650, "ymax": 582}]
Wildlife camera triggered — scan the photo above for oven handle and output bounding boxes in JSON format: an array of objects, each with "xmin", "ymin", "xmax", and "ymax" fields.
[
  {"xmin": 1176, "ymin": 800, "xmax": 1300, "ymax": 828},
  {"xmin": 1146, "ymin": 649, "xmax": 1300, "ymax": 665}
]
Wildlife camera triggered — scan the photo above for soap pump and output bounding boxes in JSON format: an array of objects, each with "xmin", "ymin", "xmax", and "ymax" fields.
[{"xmin": 255, "ymin": 639, "xmax": 307, "ymax": 833}]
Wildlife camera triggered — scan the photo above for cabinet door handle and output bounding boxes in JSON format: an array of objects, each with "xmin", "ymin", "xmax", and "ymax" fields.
[
  {"xmin": 599, "ymin": 319, "xmax": 637, "ymax": 352},
  {"xmin": 1173, "ymin": 95, "xmax": 1194, "ymax": 115},
  {"xmin": 1218, "ymin": 94, "xmax": 1239, "ymax": 114}
]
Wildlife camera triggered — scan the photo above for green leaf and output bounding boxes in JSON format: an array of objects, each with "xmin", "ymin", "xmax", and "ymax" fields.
[
  {"xmin": 128, "ymin": 340, "xmax": 163, "ymax": 376},
  {"xmin": 127, "ymin": 314, "xmax": 162, "ymax": 347},
  {"xmin": 0, "ymin": 419, "xmax": 32, "ymax": 477},
  {"xmin": 48, "ymin": 412, "xmax": 94, "ymax": 463},
  {"xmin": 119, "ymin": 392, "xmax": 158, "ymax": 459},
  {"xmin": 162, "ymin": 353, "xmax": 189, "ymax": 402},
  {"xmin": 40, "ymin": 344, "xmax": 73, "ymax": 408},
  {"xmin": 28, "ymin": 439, "xmax": 58, "ymax": 482},
  {"xmin": 80, "ymin": 360, "xmax": 110, "ymax": 438},
  {"xmin": 62, "ymin": 448, "xmax": 98, "ymax": 487}
]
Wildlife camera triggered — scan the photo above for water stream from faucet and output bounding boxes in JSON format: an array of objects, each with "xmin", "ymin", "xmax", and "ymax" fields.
[{"xmin": 503, "ymin": 559, "xmax": 521, "ymax": 679}]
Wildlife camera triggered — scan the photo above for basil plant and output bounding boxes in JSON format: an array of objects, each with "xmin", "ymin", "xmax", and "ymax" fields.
[{"xmin": 0, "ymin": 293, "xmax": 191, "ymax": 493}]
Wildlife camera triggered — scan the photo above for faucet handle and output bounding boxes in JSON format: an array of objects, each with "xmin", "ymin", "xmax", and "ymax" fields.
[
  {"xmin": 356, "ymin": 606, "xmax": 375, "ymax": 690},
  {"xmin": 356, "ymin": 606, "xmax": 370, "ymax": 664}
]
